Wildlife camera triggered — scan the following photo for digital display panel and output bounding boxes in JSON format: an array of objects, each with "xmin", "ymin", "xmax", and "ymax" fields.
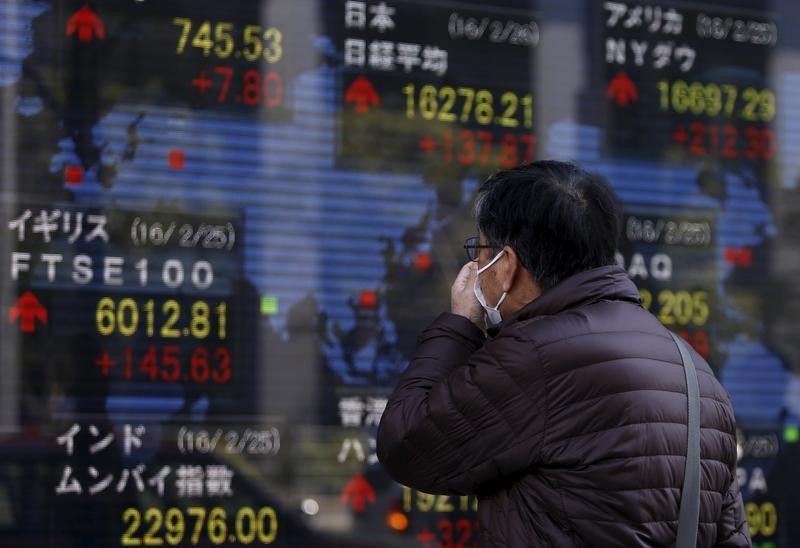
[{"xmin": 1, "ymin": 1, "xmax": 798, "ymax": 546}]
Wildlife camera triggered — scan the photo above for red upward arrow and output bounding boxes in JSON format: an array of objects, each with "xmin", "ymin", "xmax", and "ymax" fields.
[
  {"xmin": 66, "ymin": 4, "xmax": 105, "ymax": 43},
  {"xmin": 607, "ymin": 71, "xmax": 639, "ymax": 107},
  {"xmin": 345, "ymin": 76, "xmax": 380, "ymax": 114},
  {"xmin": 9, "ymin": 292, "xmax": 48, "ymax": 333},
  {"xmin": 340, "ymin": 473, "xmax": 376, "ymax": 512}
]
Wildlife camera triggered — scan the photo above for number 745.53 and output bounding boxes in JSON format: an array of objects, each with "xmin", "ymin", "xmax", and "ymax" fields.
[{"xmin": 172, "ymin": 17, "xmax": 282, "ymax": 64}]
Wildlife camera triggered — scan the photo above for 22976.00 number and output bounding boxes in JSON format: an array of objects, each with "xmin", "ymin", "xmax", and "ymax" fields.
[{"xmin": 122, "ymin": 506, "xmax": 278, "ymax": 546}]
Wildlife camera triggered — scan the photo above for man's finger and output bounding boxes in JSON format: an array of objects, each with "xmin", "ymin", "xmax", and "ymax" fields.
[{"xmin": 454, "ymin": 261, "xmax": 476, "ymax": 289}]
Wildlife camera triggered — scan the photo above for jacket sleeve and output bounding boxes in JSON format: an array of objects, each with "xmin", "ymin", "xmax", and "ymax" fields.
[
  {"xmin": 376, "ymin": 312, "xmax": 547, "ymax": 496},
  {"xmin": 713, "ymin": 475, "xmax": 751, "ymax": 547}
]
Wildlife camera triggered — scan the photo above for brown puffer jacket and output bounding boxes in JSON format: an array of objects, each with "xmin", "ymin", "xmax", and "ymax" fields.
[{"xmin": 377, "ymin": 265, "xmax": 750, "ymax": 547}]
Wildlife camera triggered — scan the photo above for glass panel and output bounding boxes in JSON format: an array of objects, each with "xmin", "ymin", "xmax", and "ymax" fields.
[{"xmin": 0, "ymin": 0, "xmax": 797, "ymax": 545}]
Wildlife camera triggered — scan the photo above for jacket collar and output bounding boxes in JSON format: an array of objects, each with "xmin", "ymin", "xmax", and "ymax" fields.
[{"xmin": 488, "ymin": 265, "xmax": 641, "ymax": 335}]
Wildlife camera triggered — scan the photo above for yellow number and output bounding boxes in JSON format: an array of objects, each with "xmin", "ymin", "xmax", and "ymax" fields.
[
  {"xmin": 705, "ymin": 83, "xmax": 722, "ymax": 116},
  {"xmin": 737, "ymin": 87, "xmax": 775, "ymax": 122},
  {"xmin": 672, "ymin": 291, "xmax": 693, "ymax": 325},
  {"xmin": 658, "ymin": 289, "xmax": 675, "ymax": 325},
  {"xmin": 759, "ymin": 89, "xmax": 776, "ymax": 122},
  {"xmin": 187, "ymin": 507, "xmax": 207, "ymax": 545},
  {"xmin": 760, "ymin": 502, "xmax": 778, "ymax": 537},
  {"xmin": 236, "ymin": 507, "xmax": 257, "ymax": 544},
  {"xmin": 242, "ymin": 25, "xmax": 262, "ymax": 61},
  {"xmin": 499, "ymin": 92, "xmax": 519, "ymax": 127},
  {"xmin": 402, "ymin": 486, "xmax": 412, "ymax": 512},
  {"xmin": 216, "ymin": 303, "xmax": 227, "ymax": 339},
  {"xmin": 144, "ymin": 300, "xmax": 155, "ymax": 337},
  {"xmin": 655, "ymin": 290, "xmax": 709, "ymax": 326},
  {"xmin": 263, "ymin": 27, "xmax": 283, "ymax": 63},
  {"xmin": 655, "ymin": 290, "xmax": 672, "ymax": 323},
  {"xmin": 207, "ymin": 507, "xmax": 227, "ymax": 545},
  {"xmin": 438, "ymin": 86, "xmax": 457, "ymax": 122},
  {"xmin": 457, "ymin": 87, "xmax": 475, "ymax": 122},
  {"xmin": 657, "ymin": 80, "xmax": 669, "ymax": 111},
  {"xmin": 191, "ymin": 21, "xmax": 214, "ymax": 56},
  {"xmin": 97, "ymin": 297, "xmax": 115, "ymax": 335},
  {"xmin": 417, "ymin": 492, "xmax": 436, "ymax": 512},
  {"xmin": 419, "ymin": 85, "xmax": 438, "ymax": 120},
  {"xmin": 172, "ymin": 17, "xmax": 192, "ymax": 54},
  {"xmin": 164, "ymin": 508, "xmax": 184, "ymax": 546},
  {"xmin": 521, "ymin": 94, "xmax": 533, "ymax": 128},
  {"xmin": 746, "ymin": 502, "xmax": 778, "ymax": 537},
  {"xmin": 122, "ymin": 508, "xmax": 143, "ymax": 546},
  {"xmin": 746, "ymin": 503, "xmax": 759, "ymax": 535},
  {"xmin": 257, "ymin": 507, "xmax": 278, "ymax": 544},
  {"xmin": 435, "ymin": 495, "xmax": 455, "ymax": 512},
  {"xmin": 671, "ymin": 80, "xmax": 689, "ymax": 113},
  {"xmin": 688, "ymin": 82, "xmax": 706, "ymax": 115},
  {"xmin": 721, "ymin": 84, "xmax": 738, "ymax": 117},
  {"xmin": 403, "ymin": 83, "xmax": 415, "ymax": 118},
  {"xmin": 161, "ymin": 300, "xmax": 181, "ymax": 338},
  {"xmin": 657, "ymin": 290, "xmax": 676, "ymax": 325},
  {"xmin": 143, "ymin": 508, "xmax": 164, "ymax": 546},
  {"xmin": 191, "ymin": 301, "xmax": 210, "ymax": 339},
  {"xmin": 129, "ymin": 506, "xmax": 278, "ymax": 546},
  {"xmin": 214, "ymin": 22, "xmax": 234, "ymax": 58},
  {"xmin": 639, "ymin": 288, "xmax": 652, "ymax": 311},
  {"xmin": 474, "ymin": 90, "xmax": 493, "ymax": 124},
  {"xmin": 118, "ymin": 298, "xmax": 139, "ymax": 337},
  {"xmin": 741, "ymin": 87, "xmax": 760, "ymax": 121},
  {"xmin": 692, "ymin": 292, "xmax": 709, "ymax": 326}
]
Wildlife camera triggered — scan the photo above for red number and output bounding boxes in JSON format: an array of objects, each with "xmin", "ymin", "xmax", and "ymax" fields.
[
  {"xmin": 690, "ymin": 331, "xmax": 709, "ymax": 359},
  {"xmin": 688, "ymin": 122, "xmax": 706, "ymax": 155},
  {"xmin": 434, "ymin": 519, "xmax": 474, "ymax": 548},
  {"xmin": 500, "ymin": 134, "xmax": 518, "ymax": 168},
  {"xmin": 761, "ymin": 128, "xmax": 775, "ymax": 160},
  {"xmin": 212, "ymin": 347, "xmax": 232, "ymax": 383},
  {"xmin": 679, "ymin": 330, "xmax": 710, "ymax": 359},
  {"xmin": 745, "ymin": 127, "xmax": 774, "ymax": 161},
  {"xmin": 722, "ymin": 124, "xmax": 738, "ymax": 158},
  {"xmin": 161, "ymin": 345, "xmax": 180, "ymax": 382},
  {"xmin": 438, "ymin": 519, "xmax": 454, "ymax": 548},
  {"xmin": 263, "ymin": 71, "xmax": 283, "ymax": 107},
  {"xmin": 214, "ymin": 66, "xmax": 233, "ymax": 102},
  {"xmin": 441, "ymin": 129, "xmax": 453, "ymax": 163},
  {"xmin": 707, "ymin": 124, "xmax": 719, "ymax": 156},
  {"xmin": 139, "ymin": 346, "xmax": 158, "ymax": 381},
  {"xmin": 455, "ymin": 519, "xmax": 473, "ymax": 548},
  {"xmin": 744, "ymin": 127, "xmax": 760, "ymax": 160},
  {"xmin": 458, "ymin": 130, "xmax": 476, "ymax": 165},
  {"xmin": 123, "ymin": 346, "xmax": 133, "ymax": 380},
  {"xmin": 243, "ymin": 69, "xmax": 260, "ymax": 105},
  {"xmin": 190, "ymin": 347, "xmax": 211, "ymax": 383},
  {"xmin": 519, "ymin": 134, "xmax": 536, "ymax": 163},
  {"xmin": 476, "ymin": 131, "xmax": 493, "ymax": 165}
]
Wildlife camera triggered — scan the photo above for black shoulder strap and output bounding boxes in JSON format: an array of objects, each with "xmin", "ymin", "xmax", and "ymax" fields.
[{"xmin": 670, "ymin": 331, "xmax": 701, "ymax": 548}]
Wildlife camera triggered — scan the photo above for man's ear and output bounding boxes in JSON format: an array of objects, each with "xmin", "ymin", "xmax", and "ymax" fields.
[{"xmin": 500, "ymin": 245, "xmax": 520, "ymax": 292}]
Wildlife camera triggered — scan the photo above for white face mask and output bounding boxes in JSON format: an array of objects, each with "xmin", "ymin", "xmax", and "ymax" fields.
[{"xmin": 473, "ymin": 249, "xmax": 507, "ymax": 328}]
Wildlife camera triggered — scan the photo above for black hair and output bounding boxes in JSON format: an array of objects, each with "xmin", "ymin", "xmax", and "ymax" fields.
[{"xmin": 475, "ymin": 160, "xmax": 621, "ymax": 291}]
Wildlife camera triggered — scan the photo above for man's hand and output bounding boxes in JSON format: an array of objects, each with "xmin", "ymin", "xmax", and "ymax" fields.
[{"xmin": 451, "ymin": 262, "xmax": 484, "ymax": 328}]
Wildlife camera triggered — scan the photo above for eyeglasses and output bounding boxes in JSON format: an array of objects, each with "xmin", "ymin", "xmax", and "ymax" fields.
[{"xmin": 464, "ymin": 237, "xmax": 498, "ymax": 262}]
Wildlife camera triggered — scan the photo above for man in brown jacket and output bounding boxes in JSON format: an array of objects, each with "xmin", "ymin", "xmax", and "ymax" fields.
[{"xmin": 376, "ymin": 161, "xmax": 750, "ymax": 546}]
